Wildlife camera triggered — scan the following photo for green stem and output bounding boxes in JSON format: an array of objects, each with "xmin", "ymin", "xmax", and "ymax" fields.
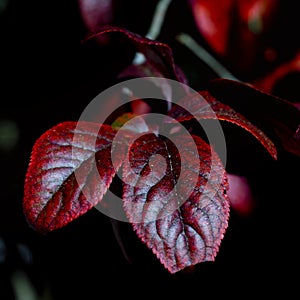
[
  {"xmin": 176, "ymin": 32, "xmax": 239, "ymax": 81},
  {"xmin": 146, "ymin": 0, "xmax": 172, "ymax": 40},
  {"xmin": 133, "ymin": 0, "xmax": 173, "ymax": 65}
]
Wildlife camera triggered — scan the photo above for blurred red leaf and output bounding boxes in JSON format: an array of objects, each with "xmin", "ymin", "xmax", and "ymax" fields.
[
  {"xmin": 189, "ymin": 0, "xmax": 279, "ymax": 73},
  {"xmin": 189, "ymin": 0, "xmax": 232, "ymax": 56},
  {"xmin": 253, "ymin": 53, "xmax": 300, "ymax": 94},
  {"xmin": 227, "ymin": 174, "xmax": 255, "ymax": 216},
  {"xmin": 123, "ymin": 132, "xmax": 229, "ymax": 273},
  {"xmin": 78, "ymin": 0, "xmax": 115, "ymax": 33}
]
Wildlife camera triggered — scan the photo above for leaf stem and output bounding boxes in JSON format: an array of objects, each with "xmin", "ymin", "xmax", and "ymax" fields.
[
  {"xmin": 146, "ymin": 0, "xmax": 172, "ymax": 40},
  {"xmin": 176, "ymin": 32, "xmax": 239, "ymax": 81},
  {"xmin": 110, "ymin": 219, "xmax": 132, "ymax": 264},
  {"xmin": 133, "ymin": 0, "xmax": 173, "ymax": 65}
]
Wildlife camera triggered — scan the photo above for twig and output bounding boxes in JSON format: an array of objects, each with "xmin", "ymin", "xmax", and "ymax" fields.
[
  {"xmin": 176, "ymin": 32, "xmax": 239, "ymax": 80},
  {"xmin": 133, "ymin": 0, "xmax": 173, "ymax": 65},
  {"xmin": 146, "ymin": 0, "xmax": 172, "ymax": 40}
]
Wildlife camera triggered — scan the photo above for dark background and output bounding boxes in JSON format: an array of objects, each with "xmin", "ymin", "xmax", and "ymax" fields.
[{"xmin": 0, "ymin": 1, "xmax": 299, "ymax": 299}]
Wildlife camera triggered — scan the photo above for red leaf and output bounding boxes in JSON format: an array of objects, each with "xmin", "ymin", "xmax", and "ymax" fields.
[
  {"xmin": 83, "ymin": 26, "xmax": 188, "ymax": 85},
  {"xmin": 207, "ymin": 78, "xmax": 300, "ymax": 158},
  {"xmin": 253, "ymin": 53, "xmax": 300, "ymax": 94},
  {"xmin": 23, "ymin": 121, "xmax": 126, "ymax": 233},
  {"xmin": 189, "ymin": 0, "xmax": 233, "ymax": 56},
  {"xmin": 79, "ymin": 0, "xmax": 115, "ymax": 33},
  {"xmin": 82, "ymin": 26, "xmax": 189, "ymax": 113},
  {"xmin": 168, "ymin": 90, "xmax": 277, "ymax": 160},
  {"xmin": 122, "ymin": 132, "xmax": 229, "ymax": 273},
  {"xmin": 189, "ymin": 0, "xmax": 279, "ymax": 72},
  {"xmin": 227, "ymin": 174, "xmax": 255, "ymax": 217}
]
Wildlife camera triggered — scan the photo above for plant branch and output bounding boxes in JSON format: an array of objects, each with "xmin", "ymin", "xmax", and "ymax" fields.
[
  {"xmin": 133, "ymin": 0, "xmax": 173, "ymax": 65},
  {"xmin": 146, "ymin": 0, "xmax": 172, "ymax": 40},
  {"xmin": 176, "ymin": 32, "xmax": 239, "ymax": 81}
]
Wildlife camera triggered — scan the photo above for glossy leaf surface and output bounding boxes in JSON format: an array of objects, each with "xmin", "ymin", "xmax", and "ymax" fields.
[
  {"xmin": 23, "ymin": 122, "xmax": 125, "ymax": 233},
  {"xmin": 123, "ymin": 132, "xmax": 229, "ymax": 273}
]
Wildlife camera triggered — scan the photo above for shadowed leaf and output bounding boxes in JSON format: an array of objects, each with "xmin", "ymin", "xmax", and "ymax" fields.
[
  {"xmin": 83, "ymin": 26, "xmax": 188, "ymax": 85},
  {"xmin": 207, "ymin": 78, "xmax": 300, "ymax": 157},
  {"xmin": 168, "ymin": 89, "xmax": 277, "ymax": 159}
]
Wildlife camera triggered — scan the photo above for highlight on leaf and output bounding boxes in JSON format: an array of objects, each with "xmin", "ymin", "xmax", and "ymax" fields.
[
  {"xmin": 23, "ymin": 121, "xmax": 127, "ymax": 233},
  {"xmin": 168, "ymin": 89, "xmax": 277, "ymax": 160},
  {"xmin": 22, "ymin": 95, "xmax": 231, "ymax": 274},
  {"xmin": 207, "ymin": 78, "xmax": 300, "ymax": 158},
  {"xmin": 122, "ymin": 132, "xmax": 229, "ymax": 273}
]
